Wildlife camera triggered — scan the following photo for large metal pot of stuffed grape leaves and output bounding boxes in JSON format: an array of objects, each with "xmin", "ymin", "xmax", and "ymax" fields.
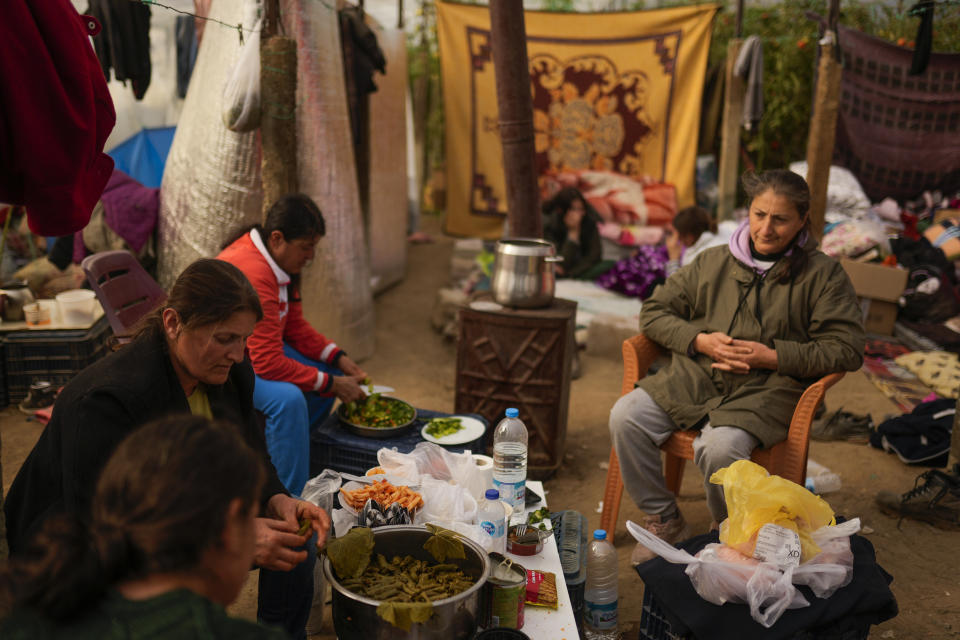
[{"xmin": 324, "ymin": 525, "xmax": 490, "ymax": 639}]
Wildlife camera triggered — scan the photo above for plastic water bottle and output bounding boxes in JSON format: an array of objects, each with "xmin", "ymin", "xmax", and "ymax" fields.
[
  {"xmin": 584, "ymin": 529, "xmax": 619, "ymax": 640},
  {"xmin": 492, "ymin": 408, "xmax": 528, "ymax": 513},
  {"xmin": 805, "ymin": 459, "xmax": 842, "ymax": 494},
  {"xmin": 478, "ymin": 489, "xmax": 506, "ymax": 554}
]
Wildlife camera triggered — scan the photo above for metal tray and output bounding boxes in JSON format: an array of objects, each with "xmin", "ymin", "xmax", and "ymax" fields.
[{"xmin": 336, "ymin": 397, "xmax": 418, "ymax": 439}]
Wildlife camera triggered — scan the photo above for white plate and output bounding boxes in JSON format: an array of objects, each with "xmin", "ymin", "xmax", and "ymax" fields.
[
  {"xmin": 420, "ymin": 415, "xmax": 486, "ymax": 446},
  {"xmin": 361, "ymin": 384, "xmax": 395, "ymax": 395}
]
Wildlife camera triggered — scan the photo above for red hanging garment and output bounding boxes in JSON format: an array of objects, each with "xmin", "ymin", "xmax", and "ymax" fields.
[{"xmin": 0, "ymin": 0, "xmax": 116, "ymax": 236}]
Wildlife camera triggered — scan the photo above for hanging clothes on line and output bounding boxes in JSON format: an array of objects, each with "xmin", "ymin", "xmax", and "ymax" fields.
[
  {"xmin": 0, "ymin": 0, "xmax": 115, "ymax": 236},
  {"xmin": 176, "ymin": 15, "xmax": 198, "ymax": 98},
  {"xmin": 86, "ymin": 0, "xmax": 153, "ymax": 100},
  {"xmin": 734, "ymin": 35, "xmax": 764, "ymax": 132}
]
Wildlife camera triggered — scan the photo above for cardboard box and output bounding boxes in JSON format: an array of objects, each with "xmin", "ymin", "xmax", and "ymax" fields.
[{"xmin": 840, "ymin": 259, "xmax": 909, "ymax": 335}]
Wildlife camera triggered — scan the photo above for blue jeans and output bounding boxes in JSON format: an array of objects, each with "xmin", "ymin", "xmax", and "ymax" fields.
[
  {"xmin": 253, "ymin": 344, "xmax": 338, "ymax": 495},
  {"xmin": 258, "ymin": 534, "xmax": 316, "ymax": 640}
]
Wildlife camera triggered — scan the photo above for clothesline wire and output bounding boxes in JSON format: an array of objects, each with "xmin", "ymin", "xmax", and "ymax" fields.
[
  {"xmin": 132, "ymin": 0, "xmax": 255, "ymax": 43},
  {"xmin": 131, "ymin": 0, "xmax": 337, "ymax": 38}
]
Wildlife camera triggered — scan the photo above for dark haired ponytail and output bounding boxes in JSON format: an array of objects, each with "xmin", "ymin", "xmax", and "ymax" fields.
[{"xmin": 0, "ymin": 515, "xmax": 134, "ymax": 620}]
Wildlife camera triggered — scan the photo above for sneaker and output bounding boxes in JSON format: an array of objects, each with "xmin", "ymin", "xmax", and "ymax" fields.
[
  {"xmin": 811, "ymin": 408, "xmax": 874, "ymax": 443},
  {"xmin": 18, "ymin": 380, "xmax": 56, "ymax": 415},
  {"xmin": 631, "ymin": 510, "xmax": 690, "ymax": 566},
  {"xmin": 875, "ymin": 469, "xmax": 960, "ymax": 531}
]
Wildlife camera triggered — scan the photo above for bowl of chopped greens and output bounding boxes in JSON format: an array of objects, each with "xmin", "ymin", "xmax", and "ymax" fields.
[{"xmin": 338, "ymin": 394, "xmax": 417, "ymax": 438}]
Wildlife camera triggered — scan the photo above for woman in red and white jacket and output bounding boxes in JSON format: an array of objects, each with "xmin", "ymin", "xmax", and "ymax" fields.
[{"xmin": 218, "ymin": 194, "xmax": 367, "ymax": 496}]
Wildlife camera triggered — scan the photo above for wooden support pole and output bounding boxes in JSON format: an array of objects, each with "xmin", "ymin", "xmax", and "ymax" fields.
[
  {"xmin": 804, "ymin": 38, "xmax": 841, "ymax": 240},
  {"xmin": 260, "ymin": 34, "xmax": 299, "ymax": 219},
  {"xmin": 263, "ymin": 0, "xmax": 279, "ymax": 38},
  {"xmin": 804, "ymin": 0, "xmax": 842, "ymax": 241},
  {"xmin": 717, "ymin": 38, "xmax": 745, "ymax": 221},
  {"xmin": 488, "ymin": 0, "xmax": 542, "ymax": 239}
]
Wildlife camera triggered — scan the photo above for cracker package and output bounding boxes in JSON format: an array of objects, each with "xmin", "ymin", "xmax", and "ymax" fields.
[{"xmin": 525, "ymin": 570, "xmax": 558, "ymax": 609}]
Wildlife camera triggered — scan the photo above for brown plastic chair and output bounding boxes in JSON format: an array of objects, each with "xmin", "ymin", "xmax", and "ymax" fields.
[
  {"xmin": 599, "ymin": 334, "xmax": 844, "ymax": 543},
  {"xmin": 81, "ymin": 250, "xmax": 167, "ymax": 341}
]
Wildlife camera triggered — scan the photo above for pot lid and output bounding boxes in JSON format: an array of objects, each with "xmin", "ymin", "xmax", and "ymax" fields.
[{"xmin": 495, "ymin": 238, "xmax": 557, "ymax": 257}]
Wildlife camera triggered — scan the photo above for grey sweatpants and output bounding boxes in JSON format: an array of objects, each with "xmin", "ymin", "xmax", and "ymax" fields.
[{"xmin": 609, "ymin": 387, "xmax": 759, "ymax": 522}]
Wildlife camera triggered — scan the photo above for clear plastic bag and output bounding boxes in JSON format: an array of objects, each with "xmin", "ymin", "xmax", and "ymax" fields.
[
  {"xmin": 300, "ymin": 469, "xmax": 342, "ymax": 633},
  {"xmin": 627, "ymin": 517, "xmax": 860, "ymax": 628},
  {"xmin": 417, "ymin": 475, "xmax": 478, "ymax": 526},
  {"xmin": 221, "ymin": 17, "xmax": 261, "ymax": 132},
  {"xmin": 377, "ymin": 442, "xmax": 484, "ymax": 497}
]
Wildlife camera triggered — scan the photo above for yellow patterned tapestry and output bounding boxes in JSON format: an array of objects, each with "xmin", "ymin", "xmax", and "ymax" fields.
[{"xmin": 438, "ymin": 2, "xmax": 718, "ymax": 238}]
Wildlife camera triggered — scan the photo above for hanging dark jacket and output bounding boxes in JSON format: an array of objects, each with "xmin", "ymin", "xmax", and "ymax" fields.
[
  {"xmin": 0, "ymin": 1, "xmax": 115, "ymax": 236},
  {"xmin": 4, "ymin": 328, "xmax": 287, "ymax": 554},
  {"xmin": 86, "ymin": 0, "xmax": 152, "ymax": 99}
]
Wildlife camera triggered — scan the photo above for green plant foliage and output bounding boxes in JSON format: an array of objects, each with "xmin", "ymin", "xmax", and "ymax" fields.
[
  {"xmin": 543, "ymin": 0, "xmax": 577, "ymax": 10},
  {"xmin": 408, "ymin": 1, "xmax": 445, "ymax": 212},
  {"xmin": 637, "ymin": 0, "xmax": 960, "ymax": 175}
]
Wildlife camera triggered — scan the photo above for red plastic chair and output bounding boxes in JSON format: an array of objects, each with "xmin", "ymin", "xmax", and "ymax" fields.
[
  {"xmin": 600, "ymin": 334, "xmax": 845, "ymax": 543},
  {"xmin": 81, "ymin": 250, "xmax": 167, "ymax": 341}
]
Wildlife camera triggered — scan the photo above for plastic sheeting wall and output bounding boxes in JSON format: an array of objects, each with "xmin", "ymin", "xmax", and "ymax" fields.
[
  {"xmin": 283, "ymin": 0, "xmax": 375, "ymax": 360},
  {"xmin": 157, "ymin": 0, "xmax": 261, "ymax": 288},
  {"xmin": 368, "ymin": 28, "xmax": 409, "ymax": 294}
]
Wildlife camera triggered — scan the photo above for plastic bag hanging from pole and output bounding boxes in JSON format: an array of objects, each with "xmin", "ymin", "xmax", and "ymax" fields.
[{"xmin": 222, "ymin": 18, "xmax": 261, "ymax": 132}]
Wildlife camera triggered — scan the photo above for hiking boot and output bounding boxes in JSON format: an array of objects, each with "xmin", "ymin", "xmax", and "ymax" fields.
[
  {"xmin": 875, "ymin": 469, "xmax": 960, "ymax": 531},
  {"xmin": 18, "ymin": 380, "xmax": 56, "ymax": 415},
  {"xmin": 631, "ymin": 510, "xmax": 690, "ymax": 566},
  {"xmin": 812, "ymin": 408, "xmax": 874, "ymax": 443}
]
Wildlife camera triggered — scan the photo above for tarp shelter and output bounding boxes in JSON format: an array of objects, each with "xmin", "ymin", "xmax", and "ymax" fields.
[
  {"xmin": 107, "ymin": 127, "xmax": 176, "ymax": 188},
  {"xmin": 437, "ymin": 2, "xmax": 717, "ymax": 239}
]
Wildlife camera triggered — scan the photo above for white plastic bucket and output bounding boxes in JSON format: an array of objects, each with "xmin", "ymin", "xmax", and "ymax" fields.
[{"xmin": 56, "ymin": 289, "xmax": 97, "ymax": 325}]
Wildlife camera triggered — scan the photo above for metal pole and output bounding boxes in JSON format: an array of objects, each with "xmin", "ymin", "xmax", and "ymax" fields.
[
  {"xmin": 398, "ymin": 0, "xmax": 404, "ymax": 29},
  {"xmin": 735, "ymin": 0, "xmax": 744, "ymax": 38},
  {"xmin": 488, "ymin": 0, "xmax": 542, "ymax": 239}
]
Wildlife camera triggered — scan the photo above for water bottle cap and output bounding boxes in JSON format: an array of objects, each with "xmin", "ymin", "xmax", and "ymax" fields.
[
  {"xmin": 505, "ymin": 408, "xmax": 519, "ymax": 418},
  {"xmin": 485, "ymin": 489, "xmax": 500, "ymax": 500},
  {"xmin": 593, "ymin": 529, "xmax": 607, "ymax": 541}
]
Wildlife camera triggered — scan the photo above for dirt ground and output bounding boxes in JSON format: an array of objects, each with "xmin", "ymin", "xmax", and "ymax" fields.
[{"xmin": 2, "ymin": 215, "xmax": 959, "ymax": 638}]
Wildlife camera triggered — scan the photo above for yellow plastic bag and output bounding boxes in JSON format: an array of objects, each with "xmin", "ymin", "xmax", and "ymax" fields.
[{"xmin": 710, "ymin": 460, "xmax": 836, "ymax": 563}]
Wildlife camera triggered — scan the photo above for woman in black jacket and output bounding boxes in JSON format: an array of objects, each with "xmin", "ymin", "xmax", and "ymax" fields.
[
  {"xmin": 542, "ymin": 187, "xmax": 604, "ymax": 278},
  {"xmin": 3, "ymin": 258, "xmax": 327, "ymax": 640}
]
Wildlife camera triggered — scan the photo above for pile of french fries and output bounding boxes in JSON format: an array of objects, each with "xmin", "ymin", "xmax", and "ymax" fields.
[{"xmin": 340, "ymin": 479, "xmax": 423, "ymax": 511}]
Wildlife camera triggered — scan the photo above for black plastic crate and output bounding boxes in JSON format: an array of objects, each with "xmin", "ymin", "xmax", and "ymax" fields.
[
  {"xmin": 3, "ymin": 317, "xmax": 113, "ymax": 403},
  {"xmin": 639, "ymin": 587, "xmax": 872, "ymax": 640},
  {"xmin": 310, "ymin": 409, "xmax": 488, "ymax": 478}
]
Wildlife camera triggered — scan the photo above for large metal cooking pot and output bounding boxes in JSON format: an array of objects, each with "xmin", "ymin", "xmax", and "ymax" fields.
[
  {"xmin": 490, "ymin": 238, "xmax": 563, "ymax": 308},
  {"xmin": 324, "ymin": 525, "xmax": 490, "ymax": 639}
]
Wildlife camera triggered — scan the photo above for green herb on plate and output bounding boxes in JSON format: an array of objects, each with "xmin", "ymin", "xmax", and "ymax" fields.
[
  {"xmin": 424, "ymin": 417, "xmax": 464, "ymax": 438},
  {"xmin": 528, "ymin": 506, "xmax": 551, "ymax": 530}
]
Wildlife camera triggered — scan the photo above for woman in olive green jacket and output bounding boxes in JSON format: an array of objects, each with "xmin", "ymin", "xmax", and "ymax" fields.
[{"xmin": 611, "ymin": 169, "xmax": 865, "ymax": 566}]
